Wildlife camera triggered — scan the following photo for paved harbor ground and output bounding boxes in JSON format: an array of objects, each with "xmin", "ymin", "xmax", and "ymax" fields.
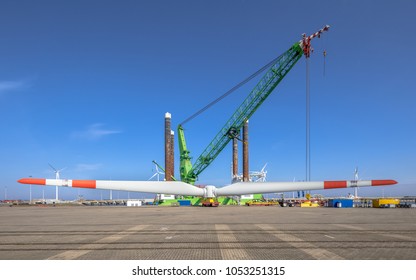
[{"xmin": 0, "ymin": 205, "xmax": 415, "ymax": 260}]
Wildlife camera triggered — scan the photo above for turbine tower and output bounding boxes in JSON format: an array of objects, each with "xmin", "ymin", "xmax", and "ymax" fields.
[
  {"xmin": 354, "ymin": 167, "xmax": 359, "ymax": 198},
  {"xmin": 49, "ymin": 163, "xmax": 65, "ymax": 201}
]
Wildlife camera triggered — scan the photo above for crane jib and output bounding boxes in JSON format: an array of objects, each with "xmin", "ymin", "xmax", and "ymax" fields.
[
  {"xmin": 192, "ymin": 44, "xmax": 302, "ymax": 169},
  {"xmin": 179, "ymin": 43, "xmax": 302, "ymax": 184},
  {"xmin": 180, "ymin": 25, "xmax": 329, "ymax": 184}
]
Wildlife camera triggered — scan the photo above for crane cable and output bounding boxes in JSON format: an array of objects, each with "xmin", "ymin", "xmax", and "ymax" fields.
[
  {"xmin": 322, "ymin": 31, "xmax": 328, "ymax": 77},
  {"xmin": 179, "ymin": 54, "xmax": 283, "ymax": 126},
  {"xmin": 306, "ymin": 57, "xmax": 310, "ymax": 183}
]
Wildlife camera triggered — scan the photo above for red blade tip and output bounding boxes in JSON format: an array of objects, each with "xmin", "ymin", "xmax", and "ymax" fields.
[
  {"xmin": 371, "ymin": 180, "xmax": 398, "ymax": 186},
  {"xmin": 17, "ymin": 178, "xmax": 46, "ymax": 185}
]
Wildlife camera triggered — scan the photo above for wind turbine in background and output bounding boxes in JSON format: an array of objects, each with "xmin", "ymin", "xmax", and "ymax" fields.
[
  {"xmin": 148, "ymin": 162, "xmax": 174, "ymax": 201},
  {"xmin": 148, "ymin": 162, "xmax": 164, "ymax": 181},
  {"xmin": 250, "ymin": 163, "xmax": 268, "ymax": 182},
  {"xmin": 232, "ymin": 163, "xmax": 268, "ymax": 183},
  {"xmin": 354, "ymin": 167, "xmax": 360, "ymax": 198},
  {"xmin": 49, "ymin": 163, "xmax": 65, "ymax": 201}
]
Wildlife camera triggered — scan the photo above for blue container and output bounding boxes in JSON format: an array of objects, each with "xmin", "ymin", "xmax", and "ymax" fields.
[
  {"xmin": 177, "ymin": 200, "xmax": 191, "ymax": 206},
  {"xmin": 328, "ymin": 199, "xmax": 353, "ymax": 208}
]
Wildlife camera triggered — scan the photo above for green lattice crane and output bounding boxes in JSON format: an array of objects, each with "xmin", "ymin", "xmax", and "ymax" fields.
[{"xmin": 178, "ymin": 25, "xmax": 329, "ymax": 184}]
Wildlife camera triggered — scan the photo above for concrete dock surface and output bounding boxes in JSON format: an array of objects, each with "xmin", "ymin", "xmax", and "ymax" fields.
[{"xmin": 0, "ymin": 206, "xmax": 415, "ymax": 260}]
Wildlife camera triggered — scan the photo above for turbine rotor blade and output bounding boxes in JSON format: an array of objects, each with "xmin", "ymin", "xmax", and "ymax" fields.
[
  {"xmin": 216, "ymin": 180, "xmax": 397, "ymax": 196},
  {"xmin": 18, "ymin": 178, "xmax": 205, "ymax": 197},
  {"xmin": 48, "ymin": 163, "xmax": 57, "ymax": 172},
  {"xmin": 148, "ymin": 173, "xmax": 158, "ymax": 181}
]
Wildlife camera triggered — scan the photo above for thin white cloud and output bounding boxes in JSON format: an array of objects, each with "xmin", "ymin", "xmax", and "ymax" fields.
[
  {"xmin": 72, "ymin": 123, "xmax": 122, "ymax": 140},
  {"xmin": 0, "ymin": 79, "xmax": 31, "ymax": 95}
]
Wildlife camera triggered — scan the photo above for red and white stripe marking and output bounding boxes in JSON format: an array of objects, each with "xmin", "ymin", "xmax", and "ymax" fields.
[
  {"xmin": 300, "ymin": 25, "xmax": 330, "ymax": 58},
  {"xmin": 215, "ymin": 179, "xmax": 397, "ymax": 196},
  {"xmin": 323, "ymin": 180, "xmax": 397, "ymax": 189},
  {"xmin": 17, "ymin": 178, "xmax": 205, "ymax": 196},
  {"xmin": 18, "ymin": 178, "xmax": 96, "ymax": 189}
]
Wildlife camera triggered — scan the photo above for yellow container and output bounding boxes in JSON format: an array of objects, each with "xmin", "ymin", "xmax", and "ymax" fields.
[{"xmin": 372, "ymin": 198, "xmax": 400, "ymax": 208}]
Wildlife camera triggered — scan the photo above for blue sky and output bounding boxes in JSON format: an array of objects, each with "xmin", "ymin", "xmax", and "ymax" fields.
[{"xmin": 1, "ymin": 0, "xmax": 415, "ymax": 200}]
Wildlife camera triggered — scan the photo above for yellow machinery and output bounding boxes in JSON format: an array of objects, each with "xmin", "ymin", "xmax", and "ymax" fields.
[
  {"xmin": 372, "ymin": 198, "xmax": 400, "ymax": 208},
  {"xmin": 300, "ymin": 201, "xmax": 320, "ymax": 207},
  {"xmin": 245, "ymin": 199, "xmax": 280, "ymax": 206},
  {"xmin": 201, "ymin": 198, "xmax": 219, "ymax": 207}
]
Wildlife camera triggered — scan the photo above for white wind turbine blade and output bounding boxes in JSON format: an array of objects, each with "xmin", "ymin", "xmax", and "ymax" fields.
[
  {"xmin": 48, "ymin": 163, "xmax": 57, "ymax": 172},
  {"xmin": 19, "ymin": 179, "xmax": 206, "ymax": 197},
  {"xmin": 148, "ymin": 172, "xmax": 158, "ymax": 181},
  {"xmin": 261, "ymin": 163, "xmax": 268, "ymax": 172},
  {"xmin": 354, "ymin": 167, "xmax": 359, "ymax": 180},
  {"xmin": 18, "ymin": 178, "xmax": 397, "ymax": 198},
  {"xmin": 57, "ymin": 167, "xmax": 66, "ymax": 173},
  {"xmin": 56, "ymin": 167, "xmax": 66, "ymax": 180},
  {"xmin": 155, "ymin": 164, "xmax": 164, "ymax": 181},
  {"xmin": 216, "ymin": 182, "xmax": 321, "ymax": 196}
]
